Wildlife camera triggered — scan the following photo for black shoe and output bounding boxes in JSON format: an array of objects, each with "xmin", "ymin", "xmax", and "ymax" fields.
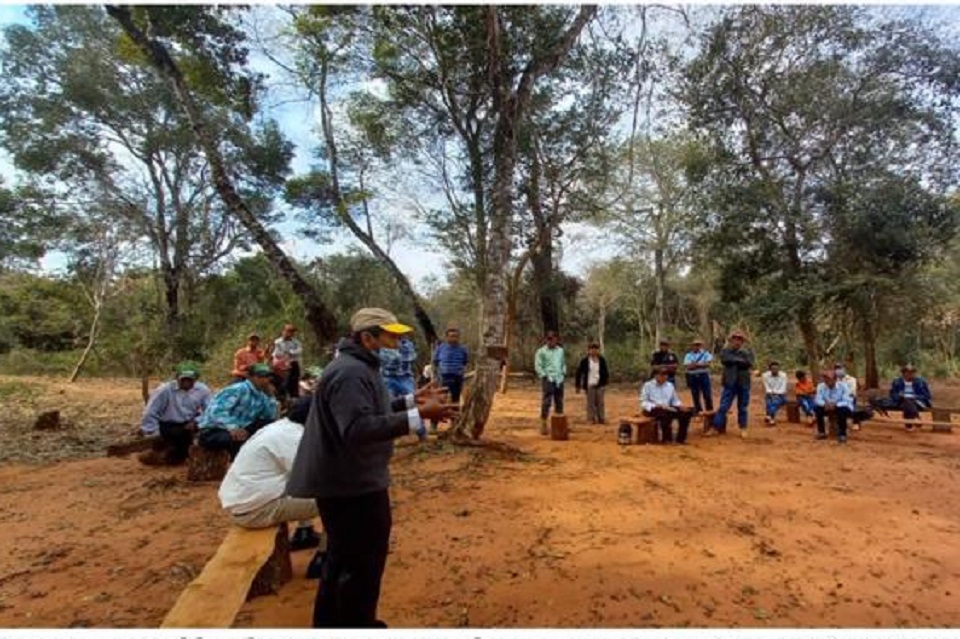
[
  {"xmin": 290, "ymin": 526, "xmax": 321, "ymax": 551},
  {"xmin": 306, "ymin": 549, "xmax": 325, "ymax": 579}
]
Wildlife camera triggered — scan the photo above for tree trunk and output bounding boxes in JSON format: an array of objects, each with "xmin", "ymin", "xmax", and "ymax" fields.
[
  {"xmin": 452, "ymin": 5, "xmax": 596, "ymax": 439},
  {"xmin": 798, "ymin": 311, "xmax": 820, "ymax": 378},
  {"xmin": 862, "ymin": 315, "xmax": 879, "ymax": 390},
  {"xmin": 654, "ymin": 244, "xmax": 665, "ymax": 345},
  {"xmin": 69, "ymin": 299, "xmax": 102, "ymax": 383},
  {"xmin": 162, "ymin": 265, "xmax": 182, "ymax": 358},
  {"xmin": 106, "ymin": 6, "xmax": 339, "ymax": 346},
  {"xmin": 598, "ymin": 303, "xmax": 606, "ymax": 353},
  {"xmin": 531, "ymin": 245, "xmax": 558, "ymax": 334}
]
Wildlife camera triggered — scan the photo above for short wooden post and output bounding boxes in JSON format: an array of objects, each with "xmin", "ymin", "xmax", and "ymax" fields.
[
  {"xmin": 550, "ymin": 414, "xmax": 569, "ymax": 441},
  {"xmin": 634, "ymin": 418, "xmax": 657, "ymax": 445},
  {"xmin": 785, "ymin": 401, "xmax": 801, "ymax": 424},
  {"xmin": 186, "ymin": 445, "xmax": 231, "ymax": 482},
  {"xmin": 248, "ymin": 523, "xmax": 293, "ymax": 599}
]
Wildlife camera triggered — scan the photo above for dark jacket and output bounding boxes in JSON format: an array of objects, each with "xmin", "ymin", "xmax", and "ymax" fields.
[
  {"xmin": 287, "ymin": 338, "xmax": 411, "ymax": 499},
  {"xmin": 889, "ymin": 376, "xmax": 932, "ymax": 407},
  {"xmin": 719, "ymin": 347, "xmax": 755, "ymax": 388},
  {"xmin": 575, "ymin": 355, "xmax": 609, "ymax": 390}
]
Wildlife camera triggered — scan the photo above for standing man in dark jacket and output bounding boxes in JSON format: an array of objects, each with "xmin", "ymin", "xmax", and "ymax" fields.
[
  {"xmin": 575, "ymin": 342, "xmax": 609, "ymax": 424},
  {"xmin": 710, "ymin": 329, "xmax": 755, "ymax": 439},
  {"xmin": 287, "ymin": 308, "xmax": 456, "ymax": 628},
  {"xmin": 650, "ymin": 339, "xmax": 680, "ymax": 387}
]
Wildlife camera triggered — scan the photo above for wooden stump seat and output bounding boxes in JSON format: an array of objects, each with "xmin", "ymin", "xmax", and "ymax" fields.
[
  {"xmin": 618, "ymin": 415, "xmax": 656, "ymax": 445},
  {"xmin": 785, "ymin": 401, "xmax": 801, "ymax": 424},
  {"xmin": 161, "ymin": 523, "xmax": 292, "ymax": 628},
  {"xmin": 550, "ymin": 414, "xmax": 569, "ymax": 440},
  {"xmin": 186, "ymin": 445, "xmax": 231, "ymax": 482}
]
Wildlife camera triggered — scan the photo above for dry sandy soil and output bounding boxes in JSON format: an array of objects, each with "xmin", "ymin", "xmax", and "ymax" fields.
[{"xmin": 1, "ymin": 374, "xmax": 959, "ymax": 628}]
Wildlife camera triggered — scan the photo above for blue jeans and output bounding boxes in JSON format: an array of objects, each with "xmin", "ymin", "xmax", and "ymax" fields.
[
  {"xmin": 685, "ymin": 373, "xmax": 713, "ymax": 413},
  {"xmin": 765, "ymin": 393, "xmax": 787, "ymax": 420},
  {"xmin": 384, "ymin": 376, "xmax": 415, "ymax": 400},
  {"xmin": 713, "ymin": 384, "xmax": 750, "ymax": 431},
  {"xmin": 540, "ymin": 379, "xmax": 564, "ymax": 419},
  {"xmin": 798, "ymin": 396, "xmax": 816, "ymax": 416},
  {"xmin": 441, "ymin": 374, "xmax": 464, "ymax": 404}
]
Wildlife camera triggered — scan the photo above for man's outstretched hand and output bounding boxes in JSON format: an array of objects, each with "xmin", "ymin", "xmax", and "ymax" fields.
[{"xmin": 418, "ymin": 400, "xmax": 460, "ymax": 424}]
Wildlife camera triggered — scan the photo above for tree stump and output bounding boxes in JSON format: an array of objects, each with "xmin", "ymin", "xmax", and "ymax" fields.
[
  {"xmin": 34, "ymin": 410, "xmax": 61, "ymax": 431},
  {"xmin": 549, "ymin": 414, "xmax": 569, "ymax": 441},
  {"xmin": 785, "ymin": 401, "xmax": 801, "ymax": 424},
  {"xmin": 247, "ymin": 523, "xmax": 293, "ymax": 599},
  {"xmin": 186, "ymin": 445, "xmax": 231, "ymax": 482},
  {"xmin": 634, "ymin": 418, "xmax": 657, "ymax": 445}
]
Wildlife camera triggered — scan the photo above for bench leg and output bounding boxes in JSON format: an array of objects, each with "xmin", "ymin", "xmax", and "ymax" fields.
[{"xmin": 248, "ymin": 523, "xmax": 293, "ymax": 599}]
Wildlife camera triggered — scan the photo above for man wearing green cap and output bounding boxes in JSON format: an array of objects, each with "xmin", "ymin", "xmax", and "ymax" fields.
[
  {"xmin": 140, "ymin": 362, "xmax": 212, "ymax": 465},
  {"xmin": 197, "ymin": 362, "xmax": 279, "ymax": 458},
  {"xmin": 287, "ymin": 307, "xmax": 458, "ymax": 629}
]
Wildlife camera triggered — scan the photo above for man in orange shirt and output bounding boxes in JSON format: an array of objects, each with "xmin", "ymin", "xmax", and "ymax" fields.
[
  {"xmin": 794, "ymin": 370, "xmax": 816, "ymax": 424},
  {"xmin": 232, "ymin": 333, "xmax": 266, "ymax": 382}
]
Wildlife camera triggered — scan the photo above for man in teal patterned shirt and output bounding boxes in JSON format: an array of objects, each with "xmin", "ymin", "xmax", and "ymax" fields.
[
  {"xmin": 535, "ymin": 331, "xmax": 566, "ymax": 435},
  {"xmin": 198, "ymin": 363, "xmax": 279, "ymax": 458}
]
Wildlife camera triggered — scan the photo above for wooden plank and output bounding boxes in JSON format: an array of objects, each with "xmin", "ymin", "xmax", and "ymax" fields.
[
  {"xmin": 106, "ymin": 436, "xmax": 159, "ymax": 457},
  {"xmin": 868, "ymin": 417, "xmax": 953, "ymax": 432},
  {"xmin": 161, "ymin": 526, "xmax": 279, "ymax": 628}
]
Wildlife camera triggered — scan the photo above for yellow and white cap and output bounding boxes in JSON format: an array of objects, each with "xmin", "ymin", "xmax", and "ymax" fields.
[{"xmin": 350, "ymin": 308, "xmax": 413, "ymax": 335}]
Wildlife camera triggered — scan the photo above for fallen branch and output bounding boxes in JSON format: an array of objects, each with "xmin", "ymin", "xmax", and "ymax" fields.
[{"xmin": 107, "ymin": 436, "xmax": 159, "ymax": 457}]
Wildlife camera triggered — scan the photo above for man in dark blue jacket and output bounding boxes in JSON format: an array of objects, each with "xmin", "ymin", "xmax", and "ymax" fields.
[
  {"xmin": 287, "ymin": 308, "xmax": 457, "ymax": 628},
  {"xmin": 710, "ymin": 329, "xmax": 755, "ymax": 439},
  {"xmin": 871, "ymin": 364, "xmax": 933, "ymax": 429}
]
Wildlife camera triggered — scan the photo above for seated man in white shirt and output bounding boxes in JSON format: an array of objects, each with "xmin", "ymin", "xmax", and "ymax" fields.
[
  {"xmin": 218, "ymin": 397, "xmax": 322, "ymax": 552},
  {"xmin": 761, "ymin": 361, "xmax": 788, "ymax": 425},
  {"xmin": 640, "ymin": 366, "xmax": 694, "ymax": 444},
  {"xmin": 814, "ymin": 370, "xmax": 854, "ymax": 444}
]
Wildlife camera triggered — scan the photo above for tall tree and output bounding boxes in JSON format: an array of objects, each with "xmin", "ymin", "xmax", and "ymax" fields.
[
  {"xmin": 682, "ymin": 5, "xmax": 960, "ymax": 374},
  {"xmin": 104, "ymin": 4, "xmax": 340, "ymax": 345},
  {"xmin": 0, "ymin": 6, "xmax": 277, "ymax": 356}
]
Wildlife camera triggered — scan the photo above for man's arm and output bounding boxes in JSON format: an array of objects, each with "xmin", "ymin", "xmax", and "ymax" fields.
[
  {"xmin": 534, "ymin": 348, "xmax": 545, "ymax": 378},
  {"xmin": 327, "ymin": 377, "xmax": 415, "ymax": 446},
  {"xmin": 814, "ymin": 385, "xmax": 827, "ymax": 407},
  {"xmin": 575, "ymin": 358, "xmax": 585, "ymax": 390},
  {"xmin": 640, "ymin": 383, "xmax": 657, "ymax": 412},
  {"xmin": 141, "ymin": 385, "xmax": 168, "ymax": 435}
]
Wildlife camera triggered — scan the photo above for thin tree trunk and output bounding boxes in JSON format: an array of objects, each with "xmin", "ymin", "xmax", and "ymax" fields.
[
  {"xmin": 654, "ymin": 244, "xmax": 665, "ymax": 345},
  {"xmin": 598, "ymin": 303, "xmax": 606, "ymax": 353},
  {"xmin": 69, "ymin": 302, "xmax": 102, "ymax": 383},
  {"xmin": 106, "ymin": 6, "xmax": 338, "ymax": 346}
]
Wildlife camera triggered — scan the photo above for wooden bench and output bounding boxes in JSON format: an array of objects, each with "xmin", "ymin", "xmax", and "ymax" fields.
[
  {"xmin": 161, "ymin": 523, "xmax": 292, "ymax": 628},
  {"xmin": 618, "ymin": 415, "xmax": 657, "ymax": 445}
]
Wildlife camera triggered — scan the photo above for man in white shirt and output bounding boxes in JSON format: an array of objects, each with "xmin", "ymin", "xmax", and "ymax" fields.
[
  {"xmin": 219, "ymin": 397, "xmax": 321, "ymax": 551},
  {"xmin": 271, "ymin": 323, "xmax": 304, "ymax": 399},
  {"xmin": 761, "ymin": 361, "xmax": 788, "ymax": 425},
  {"xmin": 640, "ymin": 366, "xmax": 694, "ymax": 444}
]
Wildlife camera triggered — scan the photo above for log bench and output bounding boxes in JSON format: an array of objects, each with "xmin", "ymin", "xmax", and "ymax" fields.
[{"xmin": 161, "ymin": 523, "xmax": 292, "ymax": 628}]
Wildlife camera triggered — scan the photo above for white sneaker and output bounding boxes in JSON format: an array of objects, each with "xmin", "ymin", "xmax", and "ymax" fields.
[{"xmin": 740, "ymin": 429, "xmax": 749, "ymax": 439}]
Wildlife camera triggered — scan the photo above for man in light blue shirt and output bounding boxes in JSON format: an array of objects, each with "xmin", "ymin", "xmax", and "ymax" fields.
[
  {"xmin": 641, "ymin": 366, "xmax": 694, "ymax": 444},
  {"xmin": 814, "ymin": 370, "xmax": 854, "ymax": 444},
  {"xmin": 683, "ymin": 338, "xmax": 714, "ymax": 414},
  {"xmin": 140, "ymin": 362, "xmax": 212, "ymax": 465}
]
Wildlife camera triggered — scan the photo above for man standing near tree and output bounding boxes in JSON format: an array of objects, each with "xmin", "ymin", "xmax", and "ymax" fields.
[
  {"xmin": 710, "ymin": 329, "xmax": 755, "ymax": 438},
  {"xmin": 535, "ymin": 331, "xmax": 566, "ymax": 435},
  {"xmin": 575, "ymin": 342, "xmax": 609, "ymax": 424},
  {"xmin": 231, "ymin": 333, "xmax": 266, "ymax": 382},
  {"xmin": 271, "ymin": 323, "xmax": 303, "ymax": 400},
  {"xmin": 433, "ymin": 327, "xmax": 469, "ymax": 405},
  {"xmin": 287, "ymin": 308, "xmax": 457, "ymax": 628}
]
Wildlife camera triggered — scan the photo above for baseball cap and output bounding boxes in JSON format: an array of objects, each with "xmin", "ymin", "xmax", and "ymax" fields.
[
  {"xmin": 175, "ymin": 362, "xmax": 200, "ymax": 380},
  {"xmin": 248, "ymin": 363, "xmax": 272, "ymax": 377},
  {"xmin": 729, "ymin": 329, "xmax": 746, "ymax": 340},
  {"xmin": 350, "ymin": 308, "xmax": 413, "ymax": 335}
]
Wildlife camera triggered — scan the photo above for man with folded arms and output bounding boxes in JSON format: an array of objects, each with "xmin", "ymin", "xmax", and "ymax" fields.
[{"xmin": 287, "ymin": 308, "xmax": 458, "ymax": 629}]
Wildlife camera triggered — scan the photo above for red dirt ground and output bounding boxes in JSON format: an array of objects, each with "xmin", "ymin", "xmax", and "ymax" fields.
[{"xmin": 2, "ymin": 374, "xmax": 959, "ymax": 628}]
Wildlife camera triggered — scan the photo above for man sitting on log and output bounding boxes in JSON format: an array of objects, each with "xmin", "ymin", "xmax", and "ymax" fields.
[
  {"xmin": 870, "ymin": 364, "xmax": 932, "ymax": 430},
  {"xmin": 640, "ymin": 366, "xmax": 694, "ymax": 444},
  {"xmin": 762, "ymin": 360, "xmax": 788, "ymax": 425},
  {"xmin": 140, "ymin": 362, "xmax": 212, "ymax": 465},
  {"xmin": 197, "ymin": 363, "xmax": 278, "ymax": 459},
  {"xmin": 219, "ymin": 397, "xmax": 323, "ymax": 554}
]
